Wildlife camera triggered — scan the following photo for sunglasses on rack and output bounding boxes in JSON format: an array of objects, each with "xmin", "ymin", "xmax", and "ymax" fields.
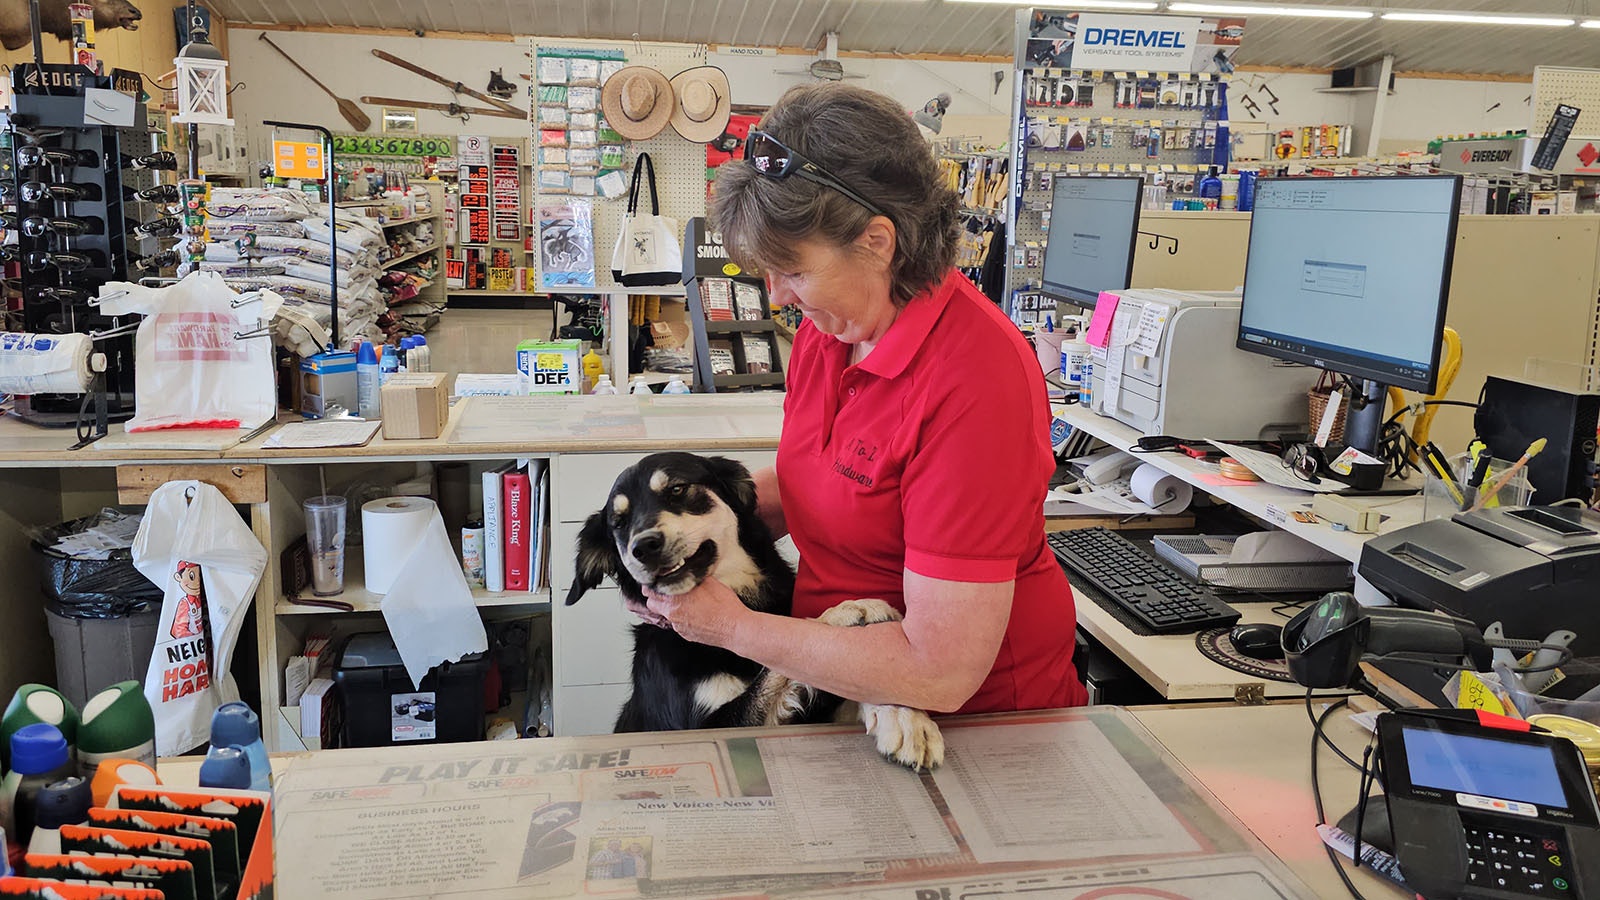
[{"xmin": 744, "ymin": 129, "xmax": 891, "ymax": 222}]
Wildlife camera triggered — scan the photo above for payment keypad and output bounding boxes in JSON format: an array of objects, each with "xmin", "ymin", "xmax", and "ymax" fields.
[{"xmin": 1463, "ymin": 819, "xmax": 1575, "ymax": 896}]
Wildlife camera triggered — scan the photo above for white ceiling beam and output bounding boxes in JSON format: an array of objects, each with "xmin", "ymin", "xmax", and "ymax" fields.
[
  {"xmin": 776, "ymin": 0, "xmax": 808, "ymax": 48},
  {"xmin": 799, "ymin": 0, "xmax": 834, "ymax": 49},
  {"xmin": 751, "ymin": 0, "xmax": 782, "ymax": 47}
]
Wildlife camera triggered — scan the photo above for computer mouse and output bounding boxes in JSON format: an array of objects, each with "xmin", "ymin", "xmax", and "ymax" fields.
[{"xmin": 1229, "ymin": 622, "xmax": 1286, "ymax": 661}]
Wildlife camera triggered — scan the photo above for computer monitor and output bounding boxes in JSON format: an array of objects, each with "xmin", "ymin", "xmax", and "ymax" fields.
[
  {"xmin": 1236, "ymin": 175, "xmax": 1461, "ymax": 454},
  {"xmin": 1040, "ymin": 175, "xmax": 1143, "ymax": 309}
]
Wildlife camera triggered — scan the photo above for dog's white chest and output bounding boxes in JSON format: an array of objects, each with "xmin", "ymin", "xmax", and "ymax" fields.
[{"xmin": 693, "ymin": 673, "xmax": 751, "ymax": 713}]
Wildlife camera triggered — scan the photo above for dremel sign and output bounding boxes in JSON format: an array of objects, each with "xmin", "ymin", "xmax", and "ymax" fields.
[{"xmin": 1072, "ymin": 14, "xmax": 1203, "ymax": 70}]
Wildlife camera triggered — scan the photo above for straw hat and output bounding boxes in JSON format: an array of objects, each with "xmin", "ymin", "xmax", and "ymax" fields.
[
  {"xmin": 668, "ymin": 66, "xmax": 732, "ymax": 144},
  {"xmin": 601, "ymin": 66, "xmax": 674, "ymax": 141}
]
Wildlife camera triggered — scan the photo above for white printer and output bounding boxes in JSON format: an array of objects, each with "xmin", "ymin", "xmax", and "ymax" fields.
[{"xmin": 1086, "ymin": 288, "xmax": 1321, "ymax": 440}]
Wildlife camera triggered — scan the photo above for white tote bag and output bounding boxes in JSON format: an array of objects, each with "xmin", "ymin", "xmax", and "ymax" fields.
[
  {"xmin": 610, "ymin": 153, "xmax": 682, "ymax": 287},
  {"xmin": 134, "ymin": 480, "xmax": 268, "ymax": 755}
]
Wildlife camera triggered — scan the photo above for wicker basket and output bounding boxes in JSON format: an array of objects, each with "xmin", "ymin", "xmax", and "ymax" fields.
[{"xmin": 1307, "ymin": 370, "xmax": 1347, "ymax": 444}]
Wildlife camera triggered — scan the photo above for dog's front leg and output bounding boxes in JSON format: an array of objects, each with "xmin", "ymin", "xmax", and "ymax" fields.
[{"xmin": 801, "ymin": 599, "xmax": 946, "ymax": 771}]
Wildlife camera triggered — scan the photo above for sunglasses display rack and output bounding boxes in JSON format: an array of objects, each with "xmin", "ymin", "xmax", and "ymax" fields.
[
  {"xmin": 1003, "ymin": 8, "xmax": 1236, "ymax": 331},
  {"xmin": 680, "ymin": 216, "xmax": 785, "ymax": 393},
  {"xmin": 5, "ymin": 63, "xmax": 155, "ymax": 426}
]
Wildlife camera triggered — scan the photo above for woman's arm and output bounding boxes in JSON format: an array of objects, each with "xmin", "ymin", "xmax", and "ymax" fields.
[
  {"xmin": 753, "ymin": 465, "xmax": 786, "ymax": 539},
  {"xmin": 644, "ymin": 569, "xmax": 1012, "ymax": 713}
]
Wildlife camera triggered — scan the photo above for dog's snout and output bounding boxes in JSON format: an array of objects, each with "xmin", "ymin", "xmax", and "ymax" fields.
[{"xmin": 630, "ymin": 530, "xmax": 665, "ymax": 562}]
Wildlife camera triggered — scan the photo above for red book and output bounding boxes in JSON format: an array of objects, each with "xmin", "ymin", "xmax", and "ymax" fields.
[{"xmin": 503, "ymin": 468, "xmax": 532, "ymax": 591}]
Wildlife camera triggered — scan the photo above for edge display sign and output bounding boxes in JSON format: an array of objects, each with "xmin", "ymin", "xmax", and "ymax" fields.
[{"xmin": 1026, "ymin": 9, "xmax": 1243, "ymax": 74}]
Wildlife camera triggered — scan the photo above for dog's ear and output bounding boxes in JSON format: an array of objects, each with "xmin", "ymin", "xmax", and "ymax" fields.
[
  {"xmin": 565, "ymin": 510, "xmax": 618, "ymax": 605},
  {"xmin": 704, "ymin": 455, "xmax": 758, "ymax": 514}
]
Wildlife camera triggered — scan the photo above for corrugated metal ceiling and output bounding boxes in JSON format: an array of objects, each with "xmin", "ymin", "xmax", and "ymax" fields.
[{"xmin": 205, "ymin": 0, "xmax": 1600, "ymax": 76}]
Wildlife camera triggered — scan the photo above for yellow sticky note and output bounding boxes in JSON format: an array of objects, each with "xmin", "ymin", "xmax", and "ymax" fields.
[
  {"xmin": 536, "ymin": 352, "xmax": 565, "ymax": 370},
  {"xmin": 1455, "ymin": 671, "xmax": 1507, "ymax": 715}
]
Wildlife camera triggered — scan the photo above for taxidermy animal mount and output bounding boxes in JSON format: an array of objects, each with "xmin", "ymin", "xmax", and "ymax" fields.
[{"xmin": 0, "ymin": 0, "xmax": 143, "ymax": 51}]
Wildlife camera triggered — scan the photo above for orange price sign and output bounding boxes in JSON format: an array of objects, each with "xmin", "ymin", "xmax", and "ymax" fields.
[{"xmin": 273, "ymin": 140, "xmax": 325, "ymax": 179}]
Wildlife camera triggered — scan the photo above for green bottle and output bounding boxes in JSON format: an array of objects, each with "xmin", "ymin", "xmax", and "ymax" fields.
[
  {"xmin": 76, "ymin": 681, "xmax": 156, "ymax": 780},
  {"xmin": 1, "ymin": 685, "xmax": 78, "ymax": 772}
]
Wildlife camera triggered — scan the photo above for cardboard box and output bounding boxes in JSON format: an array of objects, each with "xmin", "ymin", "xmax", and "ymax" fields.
[
  {"xmin": 299, "ymin": 351, "xmax": 358, "ymax": 419},
  {"xmin": 380, "ymin": 372, "xmax": 450, "ymax": 439}
]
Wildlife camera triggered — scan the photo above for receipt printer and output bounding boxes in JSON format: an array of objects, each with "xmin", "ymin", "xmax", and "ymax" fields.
[
  {"xmin": 1086, "ymin": 288, "xmax": 1320, "ymax": 441},
  {"xmin": 1359, "ymin": 506, "xmax": 1600, "ymax": 655}
]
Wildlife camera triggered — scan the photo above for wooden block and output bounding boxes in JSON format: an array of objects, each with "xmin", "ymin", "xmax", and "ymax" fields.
[{"xmin": 117, "ymin": 464, "xmax": 267, "ymax": 505}]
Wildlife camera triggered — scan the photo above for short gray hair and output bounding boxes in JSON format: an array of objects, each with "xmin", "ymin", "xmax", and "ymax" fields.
[{"xmin": 711, "ymin": 83, "xmax": 960, "ymax": 306}]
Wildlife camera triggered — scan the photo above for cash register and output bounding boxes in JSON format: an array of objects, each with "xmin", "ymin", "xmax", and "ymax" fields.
[{"xmin": 1360, "ymin": 505, "xmax": 1600, "ymax": 656}]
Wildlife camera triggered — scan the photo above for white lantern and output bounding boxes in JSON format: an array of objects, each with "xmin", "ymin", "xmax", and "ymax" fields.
[{"xmin": 172, "ymin": 14, "xmax": 232, "ymax": 126}]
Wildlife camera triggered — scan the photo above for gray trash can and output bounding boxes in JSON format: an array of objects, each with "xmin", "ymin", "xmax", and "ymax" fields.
[{"xmin": 31, "ymin": 515, "xmax": 163, "ymax": 709}]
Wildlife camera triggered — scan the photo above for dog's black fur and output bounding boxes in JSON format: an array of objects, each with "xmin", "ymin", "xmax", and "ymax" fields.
[{"xmin": 565, "ymin": 452, "xmax": 845, "ymax": 733}]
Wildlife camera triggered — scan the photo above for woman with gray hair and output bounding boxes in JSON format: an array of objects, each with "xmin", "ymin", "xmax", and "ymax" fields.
[{"xmin": 637, "ymin": 83, "xmax": 1087, "ymax": 717}]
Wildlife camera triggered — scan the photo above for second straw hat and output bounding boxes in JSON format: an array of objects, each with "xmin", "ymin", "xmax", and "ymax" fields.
[
  {"xmin": 601, "ymin": 65, "xmax": 674, "ymax": 141},
  {"xmin": 668, "ymin": 66, "xmax": 732, "ymax": 144}
]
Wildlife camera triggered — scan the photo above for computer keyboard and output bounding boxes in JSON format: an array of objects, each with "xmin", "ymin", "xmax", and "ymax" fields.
[{"xmin": 1048, "ymin": 527, "xmax": 1241, "ymax": 634}]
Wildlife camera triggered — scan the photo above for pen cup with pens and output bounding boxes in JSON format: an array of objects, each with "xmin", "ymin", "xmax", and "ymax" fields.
[{"xmin": 1422, "ymin": 451, "xmax": 1533, "ymax": 521}]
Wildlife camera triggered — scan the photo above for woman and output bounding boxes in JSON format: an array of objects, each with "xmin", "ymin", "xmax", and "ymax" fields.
[{"xmin": 639, "ymin": 83, "xmax": 1087, "ymax": 715}]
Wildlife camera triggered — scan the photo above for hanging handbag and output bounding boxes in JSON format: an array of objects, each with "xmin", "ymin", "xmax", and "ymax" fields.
[{"xmin": 610, "ymin": 153, "xmax": 682, "ymax": 287}]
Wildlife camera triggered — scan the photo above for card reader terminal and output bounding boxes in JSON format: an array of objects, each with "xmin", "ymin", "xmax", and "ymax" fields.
[{"xmin": 1377, "ymin": 709, "xmax": 1600, "ymax": 898}]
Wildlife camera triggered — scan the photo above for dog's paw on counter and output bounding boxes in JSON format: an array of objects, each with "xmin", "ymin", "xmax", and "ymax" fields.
[
  {"xmin": 812, "ymin": 598, "xmax": 945, "ymax": 771},
  {"xmin": 861, "ymin": 704, "xmax": 946, "ymax": 771}
]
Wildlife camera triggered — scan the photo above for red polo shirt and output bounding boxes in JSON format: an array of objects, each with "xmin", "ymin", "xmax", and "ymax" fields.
[{"xmin": 778, "ymin": 270, "xmax": 1088, "ymax": 714}]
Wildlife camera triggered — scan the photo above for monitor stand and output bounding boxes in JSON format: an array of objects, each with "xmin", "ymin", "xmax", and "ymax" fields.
[
  {"xmin": 1331, "ymin": 378, "xmax": 1419, "ymax": 496},
  {"xmin": 1343, "ymin": 378, "xmax": 1387, "ymax": 458}
]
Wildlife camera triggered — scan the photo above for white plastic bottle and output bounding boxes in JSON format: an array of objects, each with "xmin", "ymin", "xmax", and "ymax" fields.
[
  {"xmin": 662, "ymin": 376, "xmax": 692, "ymax": 394},
  {"xmin": 591, "ymin": 375, "xmax": 618, "ymax": 395},
  {"xmin": 629, "ymin": 376, "xmax": 652, "ymax": 395},
  {"xmin": 356, "ymin": 342, "xmax": 381, "ymax": 419}
]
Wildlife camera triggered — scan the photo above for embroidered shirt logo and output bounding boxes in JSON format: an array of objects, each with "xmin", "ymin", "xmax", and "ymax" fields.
[{"xmin": 831, "ymin": 437, "xmax": 880, "ymax": 487}]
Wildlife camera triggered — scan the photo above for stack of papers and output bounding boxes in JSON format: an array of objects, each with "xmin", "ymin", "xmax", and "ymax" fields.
[{"xmin": 263, "ymin": 419, "xmax": 382, "ymax": 449}]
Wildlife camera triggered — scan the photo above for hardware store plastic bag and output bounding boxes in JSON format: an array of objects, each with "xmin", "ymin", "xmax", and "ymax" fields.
[
  {"xmin": 133, "ymin": 481, "xmax": 267, "ymax": 755},
  {"xmin": 97, "ymin": 271, "xmax": 283, "ymax": 432}
]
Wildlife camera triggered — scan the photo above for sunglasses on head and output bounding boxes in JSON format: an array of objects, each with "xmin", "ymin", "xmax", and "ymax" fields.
[{"xmin": 744, "ymin": 129, "xmax": 890, "ymax": 222}]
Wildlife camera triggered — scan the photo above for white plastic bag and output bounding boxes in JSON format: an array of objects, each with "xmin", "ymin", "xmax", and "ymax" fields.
[
  {"xmin": 98, "ymin": 272, "xmax": 283, "ymax": 432},
  {"xmin": 133, "ymin": 481, "xmax": 268, "ymax": 756}
]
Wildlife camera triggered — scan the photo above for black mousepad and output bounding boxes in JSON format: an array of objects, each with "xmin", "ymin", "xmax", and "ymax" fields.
[{"xmin": 1196, "ymin": 627, "xmax": 1296, "ymax": 682}]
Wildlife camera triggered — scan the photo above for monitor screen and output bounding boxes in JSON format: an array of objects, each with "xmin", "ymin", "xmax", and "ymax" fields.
[
  {"xmin": 1041, "ymin": 175, "xmax": 1143, "ymax": 309},
  {"xmin": 1236, "ymin": 175, "xmax": 1460, "ymax": 393},
  {"xmin": 1402, "ymin": 725, "xmax": 1568, "ymax": 809}
]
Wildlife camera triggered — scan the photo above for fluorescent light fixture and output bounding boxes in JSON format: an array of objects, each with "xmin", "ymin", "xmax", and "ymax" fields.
[
  {"xmin": 1168, "ymin": 2, "xmax": 1373, "ymax": 18},
  {"xmin": 1381, "ymin": 11, "xmax": 1575, "ymax": 25},
  {"xmin": 948, "ymin": 0, "xmax": 1159, "ymax": 8},
  {"xmin": 1582, "ymin": 18, "xmax": 1600, "ymax": 26}
]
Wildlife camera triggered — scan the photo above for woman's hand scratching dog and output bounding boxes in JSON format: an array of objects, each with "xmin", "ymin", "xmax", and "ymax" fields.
[{"xmin": 640, "ymin": 577, "xmax": 747, "ymax": 646}]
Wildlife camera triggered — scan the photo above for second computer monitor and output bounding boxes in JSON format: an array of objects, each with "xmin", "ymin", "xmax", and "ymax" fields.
[
  {"xmin": 1236, "ymin": 175, "xmax": 1461, "ymax": 395},
  {"xmin": 1041, "ymin": 175, "xmax": 1143, "ymax": 309}
]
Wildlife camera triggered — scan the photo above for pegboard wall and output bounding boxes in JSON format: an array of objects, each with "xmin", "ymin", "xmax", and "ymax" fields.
[
  {"xmin": 527, "ymin": 36, "xmax": 707, "ymax": 294},
  {"xmin": 1004, "ymin": 69, "xmax": 1230, "ymax": 328},
  {"xmin": 1533, "ymin": 67, "xmax": 1600, "ymax": 138}
]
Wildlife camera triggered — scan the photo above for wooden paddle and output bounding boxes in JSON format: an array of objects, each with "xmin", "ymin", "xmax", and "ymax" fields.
[{"xmin": 258, "ymin": 33, "xmax": 372, "ymax": 132}]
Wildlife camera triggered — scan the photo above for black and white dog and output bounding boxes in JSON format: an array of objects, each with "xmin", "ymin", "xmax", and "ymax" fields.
[{"xmin": 565, "ymin": 452, "xmax": 943, "ymax": 770}]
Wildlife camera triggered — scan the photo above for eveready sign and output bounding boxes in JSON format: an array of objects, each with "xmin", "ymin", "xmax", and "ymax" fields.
[{"xmin": 1072, "ymin": 14, "xmax": 1202, "ymax": 70}]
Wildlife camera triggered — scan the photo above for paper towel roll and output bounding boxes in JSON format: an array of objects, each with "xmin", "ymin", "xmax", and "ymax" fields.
[
  {"xmin": 1130, "ymin": 464, "xmax": 1193, "ymax": 513},
  {"xmin": 362, "ymin": 496, "xmax": 438, "ymax": 594},
  {"xmin": 0, "ymin": 332, "xmax": 93, "ymax": 395}
]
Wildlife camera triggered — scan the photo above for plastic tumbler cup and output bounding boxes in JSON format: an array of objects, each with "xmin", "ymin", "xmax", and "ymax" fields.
[{"xmin": 303, "ymin": 496, "xmax": 347, "ymax": 596}]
